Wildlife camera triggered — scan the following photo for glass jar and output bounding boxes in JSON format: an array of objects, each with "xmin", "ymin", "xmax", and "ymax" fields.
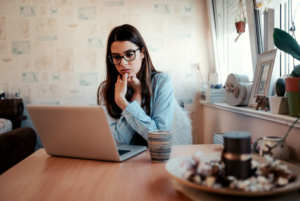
[{"xmin": 11, "ymin": 84, "xmax": 20, "ymax": 99}]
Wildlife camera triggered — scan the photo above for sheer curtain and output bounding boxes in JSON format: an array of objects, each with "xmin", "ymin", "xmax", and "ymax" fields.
[{"xmin": 212, "ymin": 0, "xmax": 254, "ymax": 84}]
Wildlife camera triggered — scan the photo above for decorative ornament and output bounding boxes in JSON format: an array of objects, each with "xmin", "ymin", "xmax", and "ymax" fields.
[
  {"xmin": 255, "ymin": 95, "xmax": 270, "ymax": 111},
  {"xmin": 225, "ymin": 83, "xmax": 240, "ymax": 99}
]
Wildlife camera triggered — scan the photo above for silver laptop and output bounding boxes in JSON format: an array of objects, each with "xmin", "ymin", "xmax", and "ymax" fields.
[{"xmin": 27, "ymin": 105, "xmax": 147, "ymax": 162}]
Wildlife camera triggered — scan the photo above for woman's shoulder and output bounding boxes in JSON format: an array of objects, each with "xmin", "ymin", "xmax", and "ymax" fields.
[{"xmin": 152, "ymin": 72, "xmax": 173, "ymax": 85}]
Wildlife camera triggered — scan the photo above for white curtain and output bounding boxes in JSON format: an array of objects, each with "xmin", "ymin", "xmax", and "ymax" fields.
[{"xmin": 212, "ymin": 0, "xmax": 253, "ymax": 84}]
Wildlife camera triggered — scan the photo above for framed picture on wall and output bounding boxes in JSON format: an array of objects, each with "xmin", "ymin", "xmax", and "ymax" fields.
[{"xmin": 248, "ymin": 49, "xmax": 277, "ymax": 107}]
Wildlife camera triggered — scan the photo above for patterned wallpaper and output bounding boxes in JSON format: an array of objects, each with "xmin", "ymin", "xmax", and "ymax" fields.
[{"xmin": 0, "ymin": 0, "xmax": 201, "ymax": 146}]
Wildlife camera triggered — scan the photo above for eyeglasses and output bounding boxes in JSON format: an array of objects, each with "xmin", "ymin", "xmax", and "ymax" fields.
[{"xmin": 108, "ymin": 47, "xmax": 141, "ymax": 65}]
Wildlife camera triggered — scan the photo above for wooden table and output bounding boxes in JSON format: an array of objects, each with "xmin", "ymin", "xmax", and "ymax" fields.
[{"xmin": 0, "ymin": 145, "xmax": 222, "ymax": 201}]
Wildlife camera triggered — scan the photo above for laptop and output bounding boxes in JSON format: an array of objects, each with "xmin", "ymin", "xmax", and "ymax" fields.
[{"xmin": 26, "ymin": 105, "xmax": 147, "ymax": 162}]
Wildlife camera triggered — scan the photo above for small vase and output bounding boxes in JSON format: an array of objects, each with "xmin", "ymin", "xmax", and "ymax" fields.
[
  {"xmin": 269, "ymin": 96, "xmax": 289, "ymax": 114},
  {"xmin": 285, "ymin": 77, "xmax": 300, "ymax": 117},
  {"xmin": 259, "ymin": 136, "xmax": 289, "ymax": 160}
]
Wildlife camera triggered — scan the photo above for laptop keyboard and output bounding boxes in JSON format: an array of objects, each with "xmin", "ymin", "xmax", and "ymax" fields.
[{"xmin": 118, "ymin": 149, "xmax": 131, "ymax": 156}]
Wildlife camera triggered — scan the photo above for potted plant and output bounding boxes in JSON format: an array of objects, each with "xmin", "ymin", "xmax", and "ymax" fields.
[
  {"xmin": 285, "ymin": 67, "xmax": 300, "ymax": 116},
  {"xmin": 273, "ymin": 28, "xmax": 300, "ymax": 117},
  {"xmin": 269, "ymin": 78, "xmax": 289, "ymax": 114},
  {"xmin": 234, "ymin": 0, "xmax": 246, "ymax": 42},
  {"xmin": 235, "ymin": 15, "xmax": 247, "ymax": 33}
]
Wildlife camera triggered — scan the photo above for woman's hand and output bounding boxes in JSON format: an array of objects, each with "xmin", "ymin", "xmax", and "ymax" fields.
[
  {"xmin": 115, "ymin": 73, "xmax": 129, "ymax": 110},
  {"xmin": 127, "ymin": 74, "xmax": 141, "ymax": 93}
]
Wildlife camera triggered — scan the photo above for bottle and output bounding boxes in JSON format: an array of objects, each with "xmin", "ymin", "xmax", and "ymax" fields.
[{"xmin": 11, "ymin": 84, "xmax": 20, "ymax": 99}]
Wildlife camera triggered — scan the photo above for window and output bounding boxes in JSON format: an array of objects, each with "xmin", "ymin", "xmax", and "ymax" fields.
[
  {"xmin": 210, "ymin": 0, "xmax": 300, "ymax": 86},
  {"xmin": 255, "ymin": 0, "xmax": 300, "ymax": 76},
  {"xmin": 212, "ymin": 0, "xmax": 254, "ymax": 84},
  {"xmin": 281, "ymin": 0, "xmax": 300, "ymax": 75}
]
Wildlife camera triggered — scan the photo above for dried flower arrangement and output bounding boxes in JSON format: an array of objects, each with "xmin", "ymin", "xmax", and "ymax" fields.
[{"xmin": 179, "ymin": 151, "xmax": 297, "ymax": 192}]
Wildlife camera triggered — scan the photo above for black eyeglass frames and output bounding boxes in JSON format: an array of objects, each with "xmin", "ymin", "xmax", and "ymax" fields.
[{"xmin": 108, "ymin": 47, "xmax": 142, "ymax": 65}]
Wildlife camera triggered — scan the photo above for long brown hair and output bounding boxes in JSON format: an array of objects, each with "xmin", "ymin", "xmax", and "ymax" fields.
[{"xmin": 97, "ymin": 24, "xmax": 159, "ymax": 118}]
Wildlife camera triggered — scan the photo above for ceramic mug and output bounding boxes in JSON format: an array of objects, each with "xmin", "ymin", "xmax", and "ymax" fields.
[
  {"xmin": 259, "ymin": 136, "xmax": 289, "ymax": 160},
  {"xmin": 148, "ymin": 130, "xmax": 173, "ymax": 162}
]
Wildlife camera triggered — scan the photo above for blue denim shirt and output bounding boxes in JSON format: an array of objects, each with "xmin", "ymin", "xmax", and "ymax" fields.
[{"xmin": 104, "ymin": 73, "xmax": 174, "ymax": 145}]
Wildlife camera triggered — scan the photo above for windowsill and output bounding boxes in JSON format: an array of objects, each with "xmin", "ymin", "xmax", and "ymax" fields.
[{"xmin": 199, "ymin": 100, "xmax": 300, "ymax": 129}]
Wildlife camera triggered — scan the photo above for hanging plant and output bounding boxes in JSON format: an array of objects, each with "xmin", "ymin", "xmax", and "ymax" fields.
[
  {"xmin": 235, "ymin": 16, "xmax": 247, "ymax": 33},
  {"xmin": 234, "ymin": 0, "xmax": 247, "ymax": 42}
]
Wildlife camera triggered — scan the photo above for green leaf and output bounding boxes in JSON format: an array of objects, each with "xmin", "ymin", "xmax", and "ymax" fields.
[{"xmin": 273, "ymin": 28, "xmax": 300, "ymax": 61}]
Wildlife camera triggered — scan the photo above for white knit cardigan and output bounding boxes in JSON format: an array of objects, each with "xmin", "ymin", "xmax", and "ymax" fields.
[{"xmin": 171, "ymin": 99, "xmax": 193, "ymax": 145}]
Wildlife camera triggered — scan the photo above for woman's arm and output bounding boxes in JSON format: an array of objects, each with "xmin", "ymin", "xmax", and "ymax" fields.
[
  {"xmin": 130, "ymin": 91, "xmax": 142, "ymax": 106},
  {"xmin": 103, "ymin": 106, "xmax": 136, "ymax": 145},
  {"xmin": 115, "ymin": 74, "xmax": 129, "ymax": 110},
  {"xmin": 104, "ymin": 89, "xmax": 142, "ymax": 145},
  {"xmin": 110, "ymin": 73, "xmax": 174, "ymax": 144},
  {"xmin": 128, "ymin": 74, "xmax": 142, "ymax": 106},
  {"xmin": 121, "ymin": 74, "xmax": 175, "ymax": 141}
]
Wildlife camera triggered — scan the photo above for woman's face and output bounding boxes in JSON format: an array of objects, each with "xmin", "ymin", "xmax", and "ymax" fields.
[{"xmin": 110, "ymin": 41, "xmax": 144, "ymax": 77}]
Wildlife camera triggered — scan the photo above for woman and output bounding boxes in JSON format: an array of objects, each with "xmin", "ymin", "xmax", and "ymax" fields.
[{"xmin": 97, "ymin": 24, "xmax": 175, "ymax": 146}]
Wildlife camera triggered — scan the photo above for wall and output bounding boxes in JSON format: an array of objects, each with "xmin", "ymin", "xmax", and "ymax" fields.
[
  {"xmin": 197, "ymin": 103, "xmax": 300, "ymax": 162},
  {"xmin": 0, "ymin": 0, "xmax": 215, "ymax": 147}
]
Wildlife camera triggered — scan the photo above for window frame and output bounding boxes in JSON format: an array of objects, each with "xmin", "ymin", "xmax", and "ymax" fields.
[{"xmin": 206, "ymin": 0, "xmax": 222, "ymax": 83}]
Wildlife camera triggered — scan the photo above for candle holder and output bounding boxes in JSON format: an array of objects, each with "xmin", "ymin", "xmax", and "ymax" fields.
[{"xmin": 222, "ymin": 131, "xmax": 252, "ymax": 180}]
